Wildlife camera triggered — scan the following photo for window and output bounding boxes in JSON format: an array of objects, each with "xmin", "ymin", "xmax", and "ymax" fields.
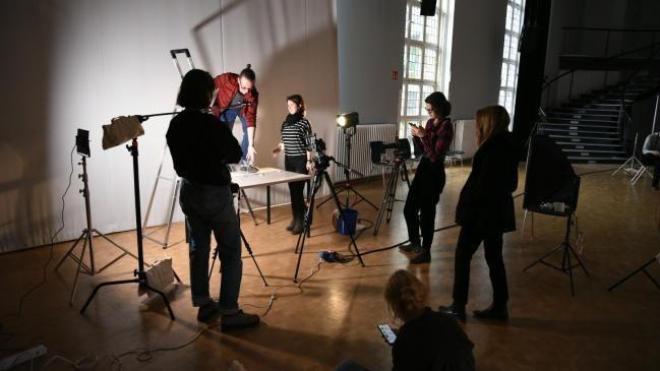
[
  {"xmin": 498, "ymin": 0, "xmax": 526, "ymax": 126},
  {"xmin": 399, "ymin": 0, "xmax": 455, "ymax": 139}
]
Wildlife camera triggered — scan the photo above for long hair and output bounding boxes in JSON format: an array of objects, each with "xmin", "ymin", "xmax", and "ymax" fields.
[
  {"xmin": 476, "ymin": 105, "xmax": 510, "ymax": 145},
  {"xmin": 287, "ymin": 94, "xmax": 306, "ymax": 116},
  {"xmin": 424, "ymin": 92, "xmax": 452, "ymax": 118},
  {"xmin": 176, "ymin": 69, "xmax": 214, "ymax": 109},
  {"xmin": 384, "ymin": 270, "xmax": 428, "ymax": 322}
]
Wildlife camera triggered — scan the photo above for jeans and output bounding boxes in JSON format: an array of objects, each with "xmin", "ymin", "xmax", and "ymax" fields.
[
  {"xmin": 285, "ymin": 155, "xmax": 308, "ymax": 224},
  {"xmin": 219, "ymin": 109, "xmax": 249, "ymax": 160},
  {"xmin": 403, "ymin": 157, "xmax": 446, "ymax": 249},
  {"xmin": 179, "ymin": 180, "xmax": 242, "ymax": 310},
  {"xmin": 452, "ymin": 224, "xmax": 509, "ymax": 308}
]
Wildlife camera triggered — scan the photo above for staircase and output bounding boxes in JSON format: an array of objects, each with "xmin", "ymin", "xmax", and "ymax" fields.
[{"xmin": 541, "ymin": 74, "xmax": 660, "ymax": 164}]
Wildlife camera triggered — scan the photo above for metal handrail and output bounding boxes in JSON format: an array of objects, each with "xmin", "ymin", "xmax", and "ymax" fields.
[{"xmin": 542, "ymin": 41, "xmax": 660, "ymax": 91}]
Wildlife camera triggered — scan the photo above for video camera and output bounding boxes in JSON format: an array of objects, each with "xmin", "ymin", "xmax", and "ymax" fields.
[{"xmin": 369, "ymin": 138, "xmax": 412, "ymax": 164}]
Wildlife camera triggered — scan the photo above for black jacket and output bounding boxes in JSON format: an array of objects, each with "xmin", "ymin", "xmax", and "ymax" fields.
[
  {"xmin": 392, "ymin": 308, "xmax": 474, "ymax": 371},
  {"xmin": 455, "ymin": 132, "xmax": 519, "ymax": 233},
  {"xmin": 166, "ymin": 109, "xmax": 242, "ymax": 186}
]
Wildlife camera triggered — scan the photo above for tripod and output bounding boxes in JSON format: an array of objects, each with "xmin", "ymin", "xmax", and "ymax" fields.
[
  {"xmin": 208, "ymin": 184, "xmax": 268, "ymax": 286},
  {"xmin": 373, "ymin": 158, "xmax": 411, "ymax": 235},
  {"xmin": 608, "ymin": 253, "xmax": 660, "ymax": 292},
  {"xmin": 524, "ymin": 211, "xmax": 590, "ymax": 296},
  {"xmin": 317, "ymin": 127, "xmax": 377, "ymax": 210},
  {"xmin": 56, "ymin": 155, "xmax": 139, "ymax": 304},
  {"xmin": 293, "ymin": 155, "xmax": 366, "ymax": 282},
  {"xmin": 81, "ymin": 135, "xmax": 178, "ymax": 320}
]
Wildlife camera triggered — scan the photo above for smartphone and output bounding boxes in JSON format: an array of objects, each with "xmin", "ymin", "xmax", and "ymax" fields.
[
  {"xmin": 377, "ymin": 324, "xmax": 397, "ymax": 345},
  {"xmin": 407, "ymin": 122, "xmax": 418, "ymax": 127}
]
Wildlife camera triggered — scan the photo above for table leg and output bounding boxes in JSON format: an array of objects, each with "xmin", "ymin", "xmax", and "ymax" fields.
[{"xmin": 267, "ymin": 185, "xmax": 271, "ymax": 224}]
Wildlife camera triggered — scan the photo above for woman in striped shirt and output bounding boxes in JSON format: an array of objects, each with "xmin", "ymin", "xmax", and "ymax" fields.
[{"xmin": 272, "ymin": 94, "xmax": 313, "ymax": 234}]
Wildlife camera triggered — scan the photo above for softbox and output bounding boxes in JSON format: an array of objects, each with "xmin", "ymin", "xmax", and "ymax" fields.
[{"xmin": 523, "ymin": 134, "xmax": 580, "ymax": 215}]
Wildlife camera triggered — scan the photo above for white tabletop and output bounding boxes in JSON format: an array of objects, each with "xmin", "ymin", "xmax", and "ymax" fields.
[{"xmin": 230, "ymin": 167, "xmax": 311, "ymax": 189}]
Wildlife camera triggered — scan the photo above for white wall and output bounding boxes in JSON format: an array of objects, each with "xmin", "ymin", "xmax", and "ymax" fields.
[
  {"xmin": 336, "ymin": 0, "xmax": 406, "ymax": 124},
  {"xmin": 0, "ymin": 0, "xmax": 339, "ymax": 251},
  {"xmin": 448, "ymin": 0, "xmax": 508, "ymax": 120}
]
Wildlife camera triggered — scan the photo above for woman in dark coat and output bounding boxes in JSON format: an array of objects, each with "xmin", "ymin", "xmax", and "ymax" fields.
[{"xmin": 440, "ymin": 105, "xmax": 519, "ymax": 322}]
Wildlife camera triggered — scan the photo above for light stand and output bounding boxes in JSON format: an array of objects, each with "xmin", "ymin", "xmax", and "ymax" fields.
[
  {"xmin": 56, "ymin": 130, "xmax": 139, "ymax": 305},
  {"xmin": 81, "ymin": 113, "xmax": 180, "ymax": 320},
  {"xmin": 317, "ymin": 126, "xmax": 378, "ymax": 210},
  {"xmin": 608, "ymin": 253, "xmax": 660, "ymax": 292},
  {"xmin": 523, "ymin": 210, "xmax": 590, "ymax": 296},
  {"xmin": 612, "ymin": 94, "xmax": 659, "ymax": 182}
]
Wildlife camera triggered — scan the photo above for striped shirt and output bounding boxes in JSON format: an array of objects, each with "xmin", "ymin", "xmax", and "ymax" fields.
[{"xmin": 281, "ymin": 116, "xmax": 312, "ymax": 157}]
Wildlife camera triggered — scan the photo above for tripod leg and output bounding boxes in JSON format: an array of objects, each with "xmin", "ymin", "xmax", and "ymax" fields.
[
  {"xmin": 642, "ymin": 269, "xmax": 660, "ymax": 291},
  {"xmin": 294, "ymin": 173, "xmax": 321, "ymax": 281},
  {"xmin": 567, "ymin": 243, "xmax": 590, "ymax": 276},
  {"xmin": 323, "ymin": 172, "xmax": 365, "ymax": 267},
  {"xmin": 69, "ymin": 233, "xmax": 89, "ymax": 305},
  {"xmin": 80, "ymin": 279, "xmax": 140, "ymax": 315},
  {"xmin": 240, "ymin": 230, "xmax": 268, "ymax": 287},
  {"xmin": 565, "ymin": 243, "xmax": 576, "ymax": 296},
  {"xmin": 349, "ymin": 187, "xmax": 379, "ymax": 210},
  {"xmin": 142, "ymin": 283, "xmax": 176, "ymax": 320},
  {"xmin": 608, "ymin": 258, "xmax": 656, "ymax": 291},
  {"xmin": 240, "ymin": 189, "xmax": 258, "ymax": 226},
  {"xmin": 523, "ymin": 244, "xmax": 564, "ymax": 272},
  {"xmin": 56, "ymin": 233, "xmax": 85, "ymax": 271},
  {"xmin": 208, "ymin": 246, "xmax": 218, "ymax": 281},
  {"xmin": 162, "ymin": 179, "xmax": 181, "ymax": 249}
]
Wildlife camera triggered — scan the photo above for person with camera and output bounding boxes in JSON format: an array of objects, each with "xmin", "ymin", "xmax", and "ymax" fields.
[
  {"xmin": 211, "ymin": 64, "xmax": 259, "ymax": 165},
  {"xmin": 400, "ymin": 92, "xmax": 453, "ymax": 264},
  {"xmin": 167, "ymin": 69, "xmax": 260, "ymax": 330},
  {"xmin": 336, "ymin": 270, "xmax": 475, "ymax": 371},
  {"xmin": 439, "ymin": 105, "xmax": 519, "ymax": 322},
  {"xmin": 272, "ymin": 94, "xmax": 314, "ymax": 234}
]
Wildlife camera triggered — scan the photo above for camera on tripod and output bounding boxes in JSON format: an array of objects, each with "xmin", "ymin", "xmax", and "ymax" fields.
[
  {"xmin": 369, "ymin": 138, "xmax": 412, "ymax": 164},
  {"xmin": 308, "ymin": 134, "xmax": 331, "ymax": 171}
]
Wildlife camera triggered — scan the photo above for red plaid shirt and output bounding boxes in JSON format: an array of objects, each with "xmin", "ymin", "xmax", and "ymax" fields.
[
  {"xmin": 210, "ymin": 73, "xmax": 259, "ymax": 127},
  {"xmin": 413, "ymin": 118, "xmax": 453, "ymax": 163}
]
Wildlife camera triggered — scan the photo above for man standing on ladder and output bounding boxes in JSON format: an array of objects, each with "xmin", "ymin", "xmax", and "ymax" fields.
[{"xmin": 212, "ymin": 64, "xmax": 259, "ymax": 165}]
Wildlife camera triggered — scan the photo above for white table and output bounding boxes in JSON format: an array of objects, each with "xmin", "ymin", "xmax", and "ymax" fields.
[{"xmin": 230, "ymin": 167, "xmax": 311, "ymax": 224}]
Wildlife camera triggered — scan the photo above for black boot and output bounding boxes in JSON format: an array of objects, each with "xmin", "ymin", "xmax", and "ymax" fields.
[
  {"xmin": 291, "ymin": 207, "xmax": 304, "ymax": 235},
  {"xmin": 409, "ymin": 247, "xmax": 431, "ymax": 264},
  {"xmin": 286, "ymin": 219, "xmax": 295, "ymax": 231},
  {"xmin": 473, "ymin": 304, "xmax": 509, "ymax": 321},
  {"xmin": 438, "ymin": 303, "xmax": 466, "ymax": 322}
]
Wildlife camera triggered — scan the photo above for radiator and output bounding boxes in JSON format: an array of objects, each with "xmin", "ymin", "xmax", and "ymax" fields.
[{"xmin": 334, "ymin": 123, "xmax": 398, "ymax": 181}]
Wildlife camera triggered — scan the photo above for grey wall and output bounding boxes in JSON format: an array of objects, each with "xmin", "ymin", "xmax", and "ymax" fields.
[
  {"xmin": 448, "ymin": 0, "xmax": 508, "ymax": 120},
  {"xmin": 336, "ymin": 0, "xmax": 406, "ymax": 124},
  {"xmin": 0, "ymin": 0, "xmax": 339, "ymax": 251}
]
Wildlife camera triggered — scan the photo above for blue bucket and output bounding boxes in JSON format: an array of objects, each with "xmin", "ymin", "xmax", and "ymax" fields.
[{"xmin": 337, "ymin": 208, "xmax": 358, "ymax": 235}]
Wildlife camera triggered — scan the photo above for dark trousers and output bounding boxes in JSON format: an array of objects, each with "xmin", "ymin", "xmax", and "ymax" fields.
[
  {"xmin": 179, "ymin": 180, "xmax": 242, "ymax": 310},
  {"xmin": 404, "ymin": 158, "xmax": 446, "ymax": 249},
  {"xmin": 452, "ymin": 224, "xmax": 509, "ymax": 308},
  {"xmin": 285, "ymin": 155, "xmax": 308, "ymax": 224}
]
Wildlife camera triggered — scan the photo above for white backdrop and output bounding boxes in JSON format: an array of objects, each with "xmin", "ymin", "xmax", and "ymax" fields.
[{"xmin": 0, "ymin": 0, "xmax": 339, "ymax": 252}]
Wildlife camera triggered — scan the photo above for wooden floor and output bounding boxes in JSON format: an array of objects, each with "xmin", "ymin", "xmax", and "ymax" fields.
[{"xmin": 1, "ymin": 164, "xmax": 659, "ymax": 370}]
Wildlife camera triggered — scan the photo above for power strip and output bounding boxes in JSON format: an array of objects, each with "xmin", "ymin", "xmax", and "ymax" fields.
[{"xmin": 0, "ymin": 345, "xmax": 47, "ymax": 370}]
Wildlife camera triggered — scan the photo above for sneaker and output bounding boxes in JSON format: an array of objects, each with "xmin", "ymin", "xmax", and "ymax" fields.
[
  {"xmin": 399, "ymin": 242, "xmax": 421, "ymax": 254},
  {"xmin": 409, "ymin": 249, "xmax": 431, "ymax": 264},
  {"xmin": 473, "ymin": 304, "xmax": 509, "ymax": 321},
  {"xmin": 438, "ymin": 303, "xmax": 466, "ymax": 322},
  {"xmin": 197, "ymin": 301, "xmax": 221, "ymax": 323},
  {"xmin": 220, "ymin": 310, "xmax": 260, "ymax": 332}
]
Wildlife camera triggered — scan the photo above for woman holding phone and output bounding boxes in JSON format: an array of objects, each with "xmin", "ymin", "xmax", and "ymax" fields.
[{"xmin": 399, "ymin": 92, "xmax": 453, "ymax": 264}]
